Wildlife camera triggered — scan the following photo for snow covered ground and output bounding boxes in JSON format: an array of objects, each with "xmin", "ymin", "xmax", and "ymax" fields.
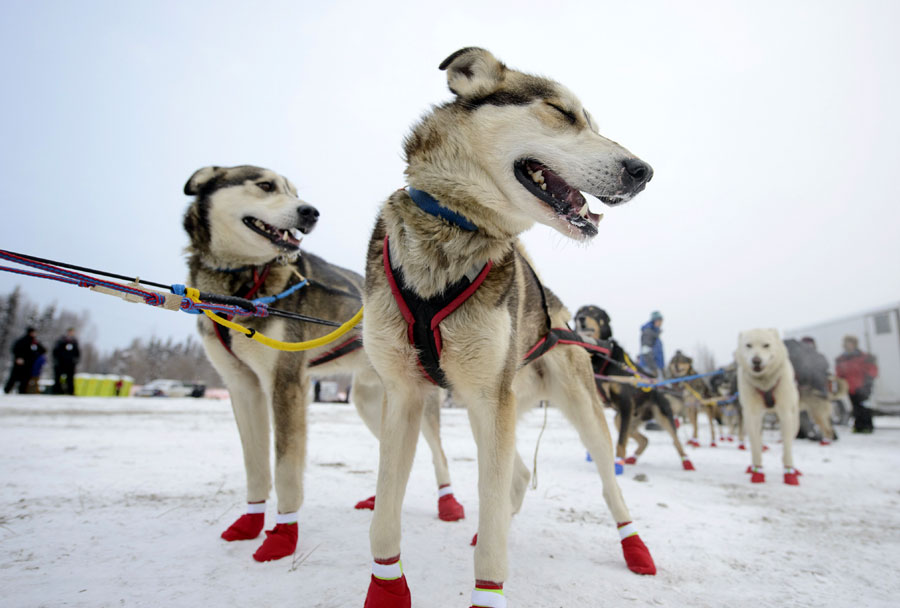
[{"xmin": 1, "ymin": 395, "xmax": 898, "ymax": 607}]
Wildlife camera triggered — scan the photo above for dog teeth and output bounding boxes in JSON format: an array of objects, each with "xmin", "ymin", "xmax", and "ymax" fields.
[
  {"xmin": 578, "ymin": 202, "xmax": 589, "ymax": 218},
  {"xmin": 528, "ymin": 170, "xmax": 545, "ymax": 185},
  {"xmin": 540, "ymin": 183, "xmax": 547, "ymax": 191},
  {"xmin": 290, "ymin": 228, "xmax": 303, "ymax": 241}
]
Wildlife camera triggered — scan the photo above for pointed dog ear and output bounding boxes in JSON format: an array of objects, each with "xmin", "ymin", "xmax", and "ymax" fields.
[
  {"xmin": 184, "ymin": 166, "xmax": 222, "ymax": 196},
  {"xmin": 439, "ymin": 47, "xmax": 504, "ymax": 99}
]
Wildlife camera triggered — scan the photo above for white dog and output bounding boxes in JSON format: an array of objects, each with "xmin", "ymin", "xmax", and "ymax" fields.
[{"xmin": 735, "ymin": 328, "xmax": 801, "ymax": 485}]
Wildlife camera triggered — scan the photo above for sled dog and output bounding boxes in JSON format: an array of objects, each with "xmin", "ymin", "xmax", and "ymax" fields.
[
  {"xmin": 667, "ymin": 350, "xmax": 720, "ymax": 448},
  {"xmin": 360, "ymin": 48, "xmax": 656, "ymax": 608},
  {"xmin": 182, "ymin": 165, "xmax": 464, "ymax": 563},
  {"xmin": 574, "ymin": 305, "xmax": 693, "ymax": 470},
  {"xmin": 735, "ymin": 328, "xmax": 801, "ymax": 485}
]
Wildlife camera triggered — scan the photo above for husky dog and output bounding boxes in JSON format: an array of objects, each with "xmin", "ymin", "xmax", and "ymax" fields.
[
  {"xmin": 667, "ymin": 351, "xmax": 720, "ymax": 448},
  {"xmin": 709, "ymin": 363, "xmax": 743, "ymax": 444},
  {"xmin": 360, "ymin": 48, "xmax": 656, "ymax": 608},
  {"xmin": 735, "ymin": 328, "xmax": 801, "ymax": 485},
  {"xmin": 574, "ymin": 305, "xmax": 693, "ymax": 470},
  {"xmin": 182, "ymin": 165, "xmax": 464, "ymax": 563}
]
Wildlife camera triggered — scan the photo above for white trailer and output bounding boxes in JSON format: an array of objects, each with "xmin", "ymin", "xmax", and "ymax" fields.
[{"xmin": 785, "ymin": 302, "xmax": 900, "ymax": 410}]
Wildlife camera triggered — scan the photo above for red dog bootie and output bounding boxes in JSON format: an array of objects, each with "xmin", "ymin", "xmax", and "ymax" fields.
[
  {"xmin": 738, "ymin": 443, "xmax": 746, "ymax": 450},
  {"xmin": 618, "ymin": 522, "xmax": 656, "ymax": 575},
  {"xmin": 355, "ymin": 495, "xmax": 376, "ymax": 510},
  {"xmin": 253, "ymin": 512, "xmax": 298, "ymax": 562},
  {"xmin": 681, "ymin": 456, "xmax": 695, "ymax": 471},
  {"xmin": 470, "ymin": 580, "xmax": 506, "ymax": 607},
  {"xmin": 437, "ymin": 485, "xmax": 465, "ymax": 521},
  {"xmin": 749, "ymin": 466, "xmax": 765, "ymax": 483},
  {"xmin": 687, "ymin": 438, "xmax": 700, "ymax": 448},
  {"xmin": 710, "ymin": 441, "xmax": 718, "ymax": 447},
  {"xmin": 364, "ymin": 556, "xmax": 411, "ymax": 608},
  {"xmin": 470, "ymin": 533, "xmax": 478, "ymax": 546},
  {"xmin": 784, "ymin": 467, "xmax": 800, "ymax": 486},
  {"xmin": 221, "ymin": 503, "xmax": 265, "ymax": 541},
  {"xmin": 624, "ymin": 455, "xmax": 638, "ymax": 465},
  {"xmin": 820, "ymin": 438, "xmax": 832, "ymax": 446}
]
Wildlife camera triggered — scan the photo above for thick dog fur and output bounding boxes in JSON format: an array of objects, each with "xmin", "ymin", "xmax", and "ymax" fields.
[
  {"xmin": 362, "ymin": 48, "xmax": 654, "ymax": 591},
  {"xmin": 667, "ymin": 351, "xmax": 720, "ymax": 447},
  {"xmin": 574, "ymin": 305, "xmax": 688, "ymax": 466},
  {"xmin": 182, "ymin": 165, "xmax": 455, "ymax": 540},
  {"xmin": 735, "ymin": 328, "xmax": 801, "ymax": 477}
]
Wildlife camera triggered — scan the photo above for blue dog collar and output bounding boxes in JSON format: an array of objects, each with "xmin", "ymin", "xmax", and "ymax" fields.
[{"xmin": 408, "ymin": 187, "xmax": 478, "ymax": 232}]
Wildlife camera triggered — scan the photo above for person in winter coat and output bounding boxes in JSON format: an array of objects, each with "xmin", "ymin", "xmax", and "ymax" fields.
[
  {"xmin": 835, "ymin": 335, "xmax": 879, "ymax": 434},
  {"xmin": 4, "ymin": 327, "xmax": 46, "ymax": 394},
  {"xmin": 52, "ymin": 328, "xmax": 80, "ymax": 395},
  {"xmin": 638, "ymin": 311, "xmax": 664, "ymax": 377}
]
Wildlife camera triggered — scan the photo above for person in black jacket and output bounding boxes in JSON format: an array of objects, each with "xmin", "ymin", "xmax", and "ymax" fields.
[
  {"xmin": 52, "ymin": 328, "xmax": 80, "ymax": 395},
  {"xmin": 4, "ymin": 327, "xmax": 46, "ymax": 394}
]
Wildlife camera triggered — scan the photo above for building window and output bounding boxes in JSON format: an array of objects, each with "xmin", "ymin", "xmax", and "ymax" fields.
[{"xmin": 873, "ymin": 313, "xmax": 891, "ymax": 335}]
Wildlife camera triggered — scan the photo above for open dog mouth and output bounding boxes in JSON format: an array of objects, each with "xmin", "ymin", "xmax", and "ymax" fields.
[
  {"xmin": 242, "ymin": 217, "xmax": 305, "ymax": 250},
  {"xmin": 513, "ymin": 159, "xmax": 605, "ymax": 237}
]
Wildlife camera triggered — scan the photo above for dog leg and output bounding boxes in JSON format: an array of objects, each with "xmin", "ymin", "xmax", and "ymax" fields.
[
  {"xmin": 628, "ymin": 430, "xmax": 648, "ymax": 463},
  {"xmin": 509, "ymin": 451, "xmax": 531, "ymax": 516},
  {"xmin": 745, "ymin": 411, "xmax": 765, "ymax": 483},
  {"xmin": 779, "ymin": 408, "xmax": 800, "ymax": 486},
  {"xmin": 421, "ymin": 389, "xmax": 465, "ymax": 521},
  {"xmin": 616, "ymin": 393, "xmax": 634, "ymax": 459},
  {"xmin": 653, "ymin": 406, "xmax": 693, "ymax": 470},
  {"xmin": 707, "ymin": 406, "xmax": 717, "ymax": 447},
  {"xmin": 808, "ymin": 396, "xmax": 834, "ymax": 444},
  {"xmin": 253, "ymin": 364, "xmax": 308, "ymax": 562},
  {"xmin": 687, "ymin": 406, "xmax": 700, "ymax": 447},
  {"xmin": 350, "ymin": 374, "xmax": 385, "ymax": 511},
  {"xmin": 463, "ymin": 385, "xmax": 517, "ymax": 591},
  {"xmin": 219, "ymin": 367, "xmax": 271, "ymax": 542},
  {"xmin": 366, "ymin": 386, "xmax": 425, "ymax": 607},
  {"xmin": 549, "ymin": 363, "xmax": 655, "ymax": 575}
]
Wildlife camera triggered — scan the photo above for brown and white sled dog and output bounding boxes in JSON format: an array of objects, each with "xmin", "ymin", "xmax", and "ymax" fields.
[
  {"xmin": 573, "ymin": 305, "xmax": 693, "ymax": 471},
  {"xmin": 667, "ymin": 350, "xmax": 720, "ymax": 448},
  {"xmin": 361, "ymin": 48, "xmax": 656, "ymax": 608},
  {"xmin": 182, "ymin": 165, "xmax": 464, "ymax": 563},
  {"xmin": 735, "ymin": 328, "xmax": 801, "ymax": 485}
]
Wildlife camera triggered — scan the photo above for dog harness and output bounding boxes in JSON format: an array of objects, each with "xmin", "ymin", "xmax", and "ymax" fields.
[
  {"xmin": 384, "ymin": 194, "xmax": 613, "ymax": 388},
  {"xmin": 756, "ymin": 377, "xmax": 781, "ymax": 408},
  {"xmin": 212, "ymin": 264, "xmax": 271, "ymax": 358}
]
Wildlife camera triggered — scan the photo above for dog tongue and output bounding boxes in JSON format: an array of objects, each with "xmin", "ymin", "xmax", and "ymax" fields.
[{"xmin": 528, "ymin": 161, "xmax": 586, "ymax": 211}]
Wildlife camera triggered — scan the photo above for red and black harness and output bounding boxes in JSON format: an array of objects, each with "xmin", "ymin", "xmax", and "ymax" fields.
[
  {"xmin": 382, "ymin": 234, "xmax": 612, "ymax": 389},
  {"xmin": 756, "ymin": 377, "xmax": 781, "ymax": 409}
]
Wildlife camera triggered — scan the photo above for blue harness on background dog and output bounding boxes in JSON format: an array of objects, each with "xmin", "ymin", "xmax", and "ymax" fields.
[{"xmin": 385, "ymin": 187, "xmax": 611, "ymax": 388}]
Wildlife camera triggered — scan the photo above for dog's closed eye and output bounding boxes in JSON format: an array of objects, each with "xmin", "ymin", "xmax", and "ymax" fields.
[
  {"xmin": 546, "ymin": 103, "xmax": 577, "ymax": 125},
  {"xmin": 257, "ymin": 181, "xmax": 275, "ymax": 193}
]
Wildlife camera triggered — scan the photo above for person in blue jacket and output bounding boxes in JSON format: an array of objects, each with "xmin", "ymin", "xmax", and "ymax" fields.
[{"xmin": 639, "ymin": 311, "xmax": 664, "ymax": 377}]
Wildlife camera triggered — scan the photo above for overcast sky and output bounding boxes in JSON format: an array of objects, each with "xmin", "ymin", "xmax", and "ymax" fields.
[{"xmin": 1, "ymin": 0, "xmax": 898, "ymax": 365}]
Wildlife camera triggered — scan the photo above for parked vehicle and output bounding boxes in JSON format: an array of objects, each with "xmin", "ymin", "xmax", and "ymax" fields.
[{"xmin": 135, "ymin": 379, "xmax": 196, "ymax": 398}]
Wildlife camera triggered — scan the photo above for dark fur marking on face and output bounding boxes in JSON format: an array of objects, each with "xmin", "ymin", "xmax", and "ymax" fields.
[{"xmin": 462, "ymin": 80, "xmax": 555, "ymax": 110}]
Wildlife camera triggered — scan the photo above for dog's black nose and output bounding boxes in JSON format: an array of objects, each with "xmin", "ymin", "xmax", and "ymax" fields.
[
  {"xmin": 298, "ymin": 205, "xmax": 319, "ymax": 223},
  {"xmin": 622, "ymin": 158, "xmax": 653, "ymax": 187},
  {"xmin": 751, "ymin": 356, "xmax": 762, "ymax": 366}
]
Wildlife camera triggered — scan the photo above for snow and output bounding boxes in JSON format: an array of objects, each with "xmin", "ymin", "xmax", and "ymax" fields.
[{"xmin": 1, "ymin": 395, "xmax": 898, "ymax": 607}]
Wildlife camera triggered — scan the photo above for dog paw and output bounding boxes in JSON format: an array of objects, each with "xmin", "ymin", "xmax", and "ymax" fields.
[
  {"xmin": 738, "ymin": 443, "xmax": 746, "ymax": 450},
  {"xmin": 621, "ymin": 534, "xmax": 657, "ymax": 575},
  {"xmin": 784, "ymin": 472, "xmax": 800, "ymax": 486},
  {"xmin": 710, "ymin": 442, "xmax": 718, "ymax": 447},
  {"xmin": 220, "ymin": 512, "xmax": 264, "ymax": 542},
  {"xmin": 438, "ymin": 493, "xmax": 465, "ymax": 521},
  {"xmin": 687, "ymin": 439, "xmax": 700, "ymax": 448},
  {"xmin": 364, "ymin": 574, "xmax": 411, "ymax": 608},
  {"xmin": 681, "ymin": 458, "xmax": 695, "ymax": 471},
  {"xmin": 355, "ymin": 495, "xmax": 376, "ymax": 510},
  {"xmin": 820, "ymin": 439, "xmax": 831, "ymax": 446},
  {"xmin": 252, "ymin": 523, "xmax": 298, "ymax": 562},
  {"xmin": 750, "ymin": 471, "xmax": 765, "ymax": 483}
]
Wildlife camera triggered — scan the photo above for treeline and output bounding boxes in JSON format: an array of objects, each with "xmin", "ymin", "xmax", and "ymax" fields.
[{"xmin": 0, "ymin": 287, "xmax": 222, "ymax": 386}]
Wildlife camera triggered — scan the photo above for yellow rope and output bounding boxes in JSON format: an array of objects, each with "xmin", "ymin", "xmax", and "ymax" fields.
[
  {"xmin": 623, "ymin": 352, "xmax": 653, "ymax": 392},
  {"xmin": 184, "ymin": 287, "xmax": 363, "ymax": 352}
]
